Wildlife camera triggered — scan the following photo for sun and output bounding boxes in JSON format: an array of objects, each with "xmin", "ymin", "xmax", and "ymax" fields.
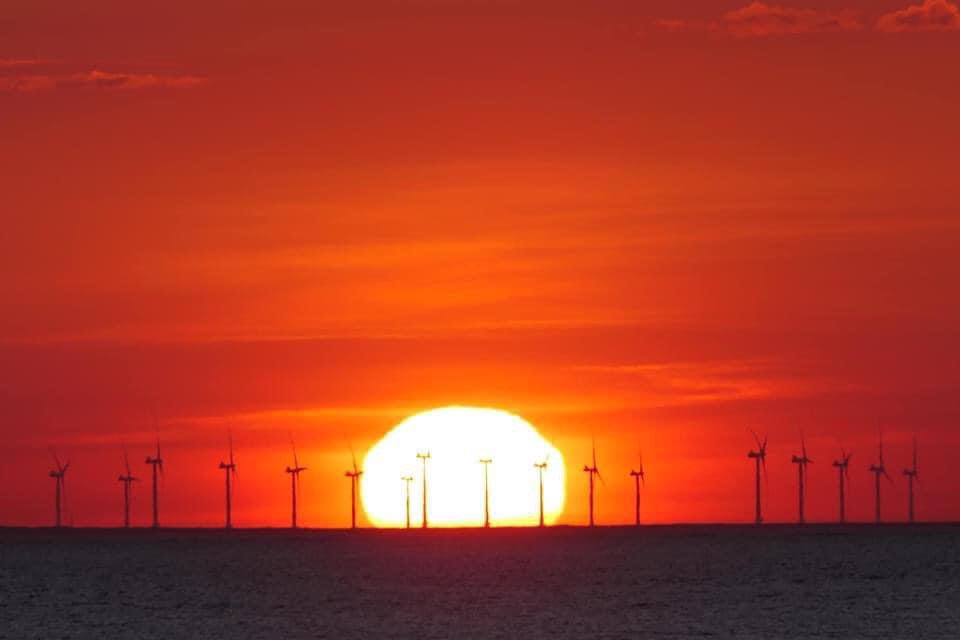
[{"xmin": 360, "ymin": 406, "xmax": 565, "ymax": 527}]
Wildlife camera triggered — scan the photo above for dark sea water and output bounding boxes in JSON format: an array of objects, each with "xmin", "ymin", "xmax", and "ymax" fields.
[{"xmin": 1, "ymin": 525, "xmax": 958, "ymax": 639}]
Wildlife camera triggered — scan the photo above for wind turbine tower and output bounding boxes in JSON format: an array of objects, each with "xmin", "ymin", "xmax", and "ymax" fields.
[
  {"xmin": 401, "ymin": 476, "xmax": 413, "ymax": 528},
  {"xmin": 868, "ymin": 434, "xmax": 892, "ymax": 524},
  {"xmin": 49, "ymin": 452, "xmax": 69, "ymax": 528},
  {"xmin": 629, "ymin": 456, "xmax": 645, "ymax": 526},
  {"xmin": 791, "ymin": 434, "xmax": 813, "ymax": 524},
  {"xmin": 747, "ymin": 431, "xmax": 768, "ymax": 525},
  {"xmin": 417, "ymin": 451, "xmax": 431, "ymax": 528},
  {"xmin": 345, "ymin": 446, "xmax": 363, "ymax": 530},
  {"xmin": 145, "ymin": 439, "xmax": 163, "ymax": 529},
  {"xmin": 903, "ymin": 437, "xmax": 918, "ymax": 523},
  {"xmin": 118, "ymin": 449, "xmax": 138, "ymax": 528},
  {"xmin": 534, "ymin": 459, "xmax": 548, "ymax": 527},
  {"xmin": 218, "ymin": 433, "xmax": 237, "ymax": 529},
  {"xmin": 479, "ymin": 458, "xmax": 492, "ymax": 528},
  {"xmin": 285, "ymin": 437, "xmax": 307, "ymax": 529},
  {"xmin": 582, "ymin": 440, "xmax": 602, "ymax": 527},
  {"xmin": 832, "ymin": 449, "xmax": 852, "ymax": 523}
]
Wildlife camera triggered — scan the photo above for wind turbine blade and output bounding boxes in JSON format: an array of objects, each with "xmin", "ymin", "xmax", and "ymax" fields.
[
  {"xmin": 350, "ymin": 443, "xmax": 358, "ymax": 474},
  {"xmin": 591, "ymin": 437, "xmax": 597, "ymax": 470},
  {"xmin": 750, "ymin": 429, "xmax": 762, "ymax": 449},
  {"xmin": 913, "ymin": 437, "xmax": 918, "ymax": 474},
  {"xmin": 229, "ymin": 431, "xmax": 235, "ymax": 466},
  {"xmin": 123, "ymin": 445, "xmax": 131, "ymax": 476},
  {"xmin": 878, "ymin": 428, "xmax": 884, "ymax": 466},
  {"xmin": 50, "ymin": 448, "xmax": 62, "ymax": 471},
  {"xmin": 290, "ymin": 433, "xmax": 300, "ymax": 469}
]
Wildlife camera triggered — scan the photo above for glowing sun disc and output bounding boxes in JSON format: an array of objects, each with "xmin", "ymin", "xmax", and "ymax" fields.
[{"xmin": 361, "ymin": 407, "xmax": 565, "ymax": 527}]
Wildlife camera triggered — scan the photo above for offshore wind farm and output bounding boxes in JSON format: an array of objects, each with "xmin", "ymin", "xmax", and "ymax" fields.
[
  {"xmin": 15, "ymin": 417, "xmax": 940, "ymax": 531},
  {"xmin": 4, "ymin": 0, "xmax": 960, "ymax": 637}
]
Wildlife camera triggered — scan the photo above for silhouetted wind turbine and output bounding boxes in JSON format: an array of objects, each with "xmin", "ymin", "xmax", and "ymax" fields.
[
  {"xmin": 629, "ymin": 455, "xmax": 645, "ymax": 526},
  {"xmin": 345, "ymin": 446, "xmax": 363, "ymax": 530},
  {"xmin": 868, "ymin": 433, "xmax": 892, "ymax": 524},
  {"xmin": 218, "ymin": 433, "xmax": 237, "ymax": 529},
  {"xmin": 534, "ymin": 457, "xmax": 548, "ymax": 527},
  {"xmin": 145, "ymin": 438, "xmax": 163, "ymax": 529},
  {"xmin": 49, "ymin": 450, "xmax": 69, "ymax": 528},
  {"xmin": 479, "ymin": 458, "xmax": 492, "ymax": 528},
  {"xmin": 401, "ymin": 476, "xmax": 413, "ymax": 529},
  {"xmin": 791, "ymin": 433, "xmax": 813, "ymax": 524},
  {"xmin": 832, "ymin": 448, "xmax": 852, "ymax": 523},
  {"xmin": 747, "ymin": 431, "xmax": 768, "ymax": 525},
  {"xmin": 285, "ymin": 436, "xmax": 307, "ymax": 529},
  {"xmin": 118, "ymin": 448, "xmax": 138, "ymax": 528},
  {"xmin": 903, "ymin": 437, "xmax": 918, "ymax": 523},
  {"xmin": 417, "ymin": 450, "xmax": 431, "ymax": 528},
  {"xmin": 583, "ymin": 439, "xmax": 602, "ymax": 527}
]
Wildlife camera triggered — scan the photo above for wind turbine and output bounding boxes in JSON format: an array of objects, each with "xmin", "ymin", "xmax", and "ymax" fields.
[
  {"xmin": 145, "ymin": 438, "xmax": 163, "ymax": 529},
  {"xmin": 868, "ymin": 433, "xmax": 893, "ymax": 524},
  {"xmin": 285, "ymin": 436, "xmax": 307, "ymax": 529},
  {"xmin": 218, "ymin": 433, "xmax": 237, "ymax": 529},
  {"xmin": 118, "ymin": 448, "xmax": 138, "ymax": 528},
  {"xmin": 401, "ymin": 476, "xmax": 414, "ymax": 529},
  {"xmin": 582, "ymin": 439, "xmax": 602, "ymax": 527},
  {"xmin": 791, "ymin": 433, "xmax": 813, "ymax": 524},
  {"xmin": 747, "ymin": 431, "xmax": 768, "ymax": 525},
  {"xmin": 345, "ymin": 446, "xmax": 363, "ymax": 530},
  {"xmin": 416, "ymin": 450, "xmax": 431, "ymax": 528},
  {"xmin": 903, "ymin": 437, "xmax": 918, "ymax": 523},
  {"xmin": 479, "ymin": 458, "xmax": 492, "ymax": 528},
  {"xmin": 49, "ymin": 450, "xmax": 69, "ymax": 528},
  {"xmin": 629, "ymin": 455, "xmax": 645, "ymax": 526},
  {"xmin": 832, "ymin": 449, "xmax": 852, "ymax": 523},
  {"xmin": 534, "ymin": 457, "xmax": 548, "ymax": 527}
]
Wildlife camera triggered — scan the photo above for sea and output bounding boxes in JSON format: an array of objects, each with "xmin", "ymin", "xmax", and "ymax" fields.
[{"xmin": 1, "ymin": 525, "xmax": 958, "ymax": 639}]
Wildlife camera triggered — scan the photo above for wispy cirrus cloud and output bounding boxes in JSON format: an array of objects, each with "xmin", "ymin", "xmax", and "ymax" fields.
[
  {"xmin": 658, "ymin": 0, "xmax": 960, "ymax": 36},
  {"xmin": 723, "ymin": 2, "xmax": 862, "ymax": 36},
  {"xmin": 0, "ymin": 58, "xmax": 47, "ymax": 68},
  {"xmin": 655, "ymin": 2, "xmax": 863, "ymax": 38},
  {"xmin": 565, "ymin": 359, "xmax": 860, "ymax": 409},
  {"xmin": 877, "ymin": 0, "xmax": 960, "ymax": 32},
  {"xmin": 0, "ymin": 60, "xmax": 205, "ymax": 93}
]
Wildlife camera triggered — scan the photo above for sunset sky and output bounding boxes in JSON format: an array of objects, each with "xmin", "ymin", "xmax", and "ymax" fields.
[{"xmin": 2, "ymin": 0, "xmax": 958, "ymax": 527}]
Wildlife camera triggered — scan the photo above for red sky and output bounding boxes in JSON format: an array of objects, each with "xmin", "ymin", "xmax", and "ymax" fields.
[{"xmin": 1, "ymin": 0, "xmax": 958, "ymax": 527}]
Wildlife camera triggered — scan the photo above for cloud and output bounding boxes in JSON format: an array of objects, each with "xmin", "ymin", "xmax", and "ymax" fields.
[
  {"xmin": 0, "ymin": 58, "xmax": 46, "ymax": 68},
  {"xmin": 565, "ymin": 359, "xmax": 859, "ymax": 409},
  {"xmin": 877, "ymin": 0, "xmax": 960, "ymax": 32},
  {"xmin": 0, "ymin": 62, "xmax": 205, "ymax": 93},
  {"xmin": 652, "ymin": 18, "xmax": 694, "ymax": 33},
  {"xmin": 656, "ymin": 2, "xmax": 863, "ymax": 37},
  {"xmin": 724, "ymin": 2, "xmax": 862, "ymax": 36}
]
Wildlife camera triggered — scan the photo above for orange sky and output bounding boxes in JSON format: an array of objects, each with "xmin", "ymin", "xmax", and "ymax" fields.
[{"xmin": 1, "ymin": 0, "xmax": 959, "ymax": 527}]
